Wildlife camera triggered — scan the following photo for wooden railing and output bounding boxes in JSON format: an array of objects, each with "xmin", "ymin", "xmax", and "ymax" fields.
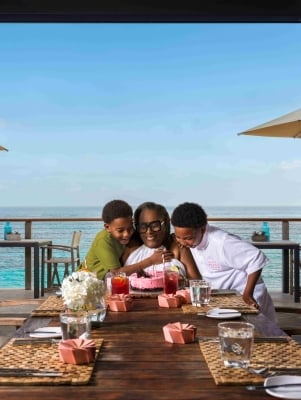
[
  {"xmin": 1, "ymin": 216, "xmax": 301, "ymax": 239},
  {"xmin": 0, "ymin": 217, "xmax": 301, "ymax": 291}
]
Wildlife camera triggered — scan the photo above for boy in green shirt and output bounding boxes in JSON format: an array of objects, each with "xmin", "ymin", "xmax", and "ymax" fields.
[{"xmin": 84, "ymin": 200, "xmax": 135, "ymax": 279}]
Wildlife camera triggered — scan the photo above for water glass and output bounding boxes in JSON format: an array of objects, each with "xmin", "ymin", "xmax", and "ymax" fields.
[
  {"xmin": 111, "ymin": 272, "xmax": 129, "ymax": 295},
  {"xmin": 60, "ymin": 310, "xmax": 91, "ymax": 340},
  {"xmin": 189, "ymin": 280, "xmax": 211, "ymax": 306},
  {"xmin": 199, "ymin": 280, "xmax": 211, "ymax": 305},
  {"xmin": 87, "ymin": 296, "xmax": 107, "ymax": 323},
  {"xmin": 218, "ymin": 321, "xmax": 254, "ymax": 368}
]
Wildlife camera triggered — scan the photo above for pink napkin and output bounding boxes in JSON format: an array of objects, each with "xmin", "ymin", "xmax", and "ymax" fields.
[
  {"xmin": 107, "ymin": 294, "xmax": 133, "ymax": 312},
  {"xmin": 158, "ymin": 294, "xmax": 182, "ymax": 308},
  {"xmin": 163, "ymin": 322, "xmax": 197, "ymax": 344},
  {"xmin": 176, "ymin": 289, "xmax": 191, "ymax": 304},
  {"xmin": 58, "ymin": 338, "xmax": 96, "ymax": 364}
]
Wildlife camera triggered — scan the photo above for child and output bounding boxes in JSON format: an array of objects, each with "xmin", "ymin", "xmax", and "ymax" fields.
[
  {"xmin": 171, "ymin": 202, "xmax": 276, "ymax": 322},
  {"xmin": 84, "ymin": 199, "xmax": 135, "ymax": 279}
]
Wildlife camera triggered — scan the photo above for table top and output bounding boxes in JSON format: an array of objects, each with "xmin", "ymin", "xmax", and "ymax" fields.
[
  {"xmin": 0, "ymin": 239, "xmax": 51, "ymax": 246},
  {"xmin": 0, "ymin": 297, "xmax": 289, "ymax": 399},
  {"xmin": 251, "ymin": 239, "xmax": 300, "ymax": 247}
]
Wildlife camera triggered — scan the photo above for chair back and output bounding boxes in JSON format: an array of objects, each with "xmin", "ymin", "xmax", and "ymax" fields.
[{"xmin": 71, "ymin": 231, "xmax": 82, "ymax": 248}]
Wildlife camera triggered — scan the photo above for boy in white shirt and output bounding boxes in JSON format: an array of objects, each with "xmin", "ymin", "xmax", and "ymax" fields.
[{"xmin": 171, "ymin": 202, "xmax": 276, "ymax": 322}]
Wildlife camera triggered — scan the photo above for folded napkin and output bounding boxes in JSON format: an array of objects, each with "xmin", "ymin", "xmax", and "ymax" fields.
[
  {"xmin": 158, "ymin": 294, "xmax": 182, "ymax": 308},
  {"xmin": 59, "ymin": 338, "xmax": 96, "ymax": 364},
  {"xmin": 163, "ymin": 322, "xmax": 197, "ymax": 344},
  {"xmin": 107, "ymin": 294, "xmax": 133, "ymax": 312},
  {"xmin": 175, "ymin": 289, "xmax": 191, "ymax": 304}
]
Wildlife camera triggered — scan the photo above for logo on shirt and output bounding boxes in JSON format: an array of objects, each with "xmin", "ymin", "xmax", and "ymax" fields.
[{"xmin": 208, "ymin": 259, "xmax": 221, "ymax": 271}]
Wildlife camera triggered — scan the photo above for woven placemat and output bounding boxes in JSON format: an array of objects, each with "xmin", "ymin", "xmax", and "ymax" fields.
[
  {"xmin": 182, "ymin": 294, "xmax": 258, "ymax": 314},
  {"xmin": 199, "ymin": 338, "xmax": 301, "ymax": 385},
  {"xmin": 31, "ymin": 296, "xmax": 65, "ymax": 317},
  {"xmin": 0, "ymin": 337, "xmax": 103, "ymax": 386}
]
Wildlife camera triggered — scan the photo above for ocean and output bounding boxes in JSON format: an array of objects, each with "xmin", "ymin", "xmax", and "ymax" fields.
[{"xmin": 1, "ymin": 205, "xmax": 301, "ymax": 291}]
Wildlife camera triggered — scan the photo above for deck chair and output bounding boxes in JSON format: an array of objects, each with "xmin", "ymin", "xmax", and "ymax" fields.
[{"xmin": 41, "ymin": 231, "xmax": 82, "ymax": 295}]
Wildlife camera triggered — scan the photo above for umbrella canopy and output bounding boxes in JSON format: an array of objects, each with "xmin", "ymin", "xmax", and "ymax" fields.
[
  {"xmin": 0, "ymin": 145, "xmax": 8, "ymax": 151},
  {"xmin": 238, "ymin": 108, "xmax": 301, "ymax": 139}
]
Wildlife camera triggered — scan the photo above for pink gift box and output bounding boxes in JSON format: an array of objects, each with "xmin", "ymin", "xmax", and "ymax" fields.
[
  {"xmin": 163, "ymin": 322, "xmax": 197, "ymax": 344},
  {"xmin": 59, "ymin": 338, "xmax": 96, "ymax": 364},
  {"xmin": 176, "ymin": 289, "xmax": 191, "ymax": 304},
  {"xmin": 108, "ymin": 294, "xmax": 133, "ymax": 312},
  {"xmin": 158, "ymin": 294, "xmax": 182, "ymax": 308}
]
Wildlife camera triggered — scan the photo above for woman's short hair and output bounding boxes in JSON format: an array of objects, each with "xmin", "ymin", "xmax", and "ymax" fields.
[{"xmin": 171, "ymin": 202, "xmax": 207, "ymax": 228}]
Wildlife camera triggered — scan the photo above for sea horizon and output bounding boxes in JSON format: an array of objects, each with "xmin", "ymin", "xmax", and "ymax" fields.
[{"xmin": 1, "ymin": 205, "xmax": 301, "ymax": 290}]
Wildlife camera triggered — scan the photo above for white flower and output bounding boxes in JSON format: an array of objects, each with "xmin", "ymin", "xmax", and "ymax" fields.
[{"xmin": 61, "ymin": 270, "xmax": 105, "ymax": 311}]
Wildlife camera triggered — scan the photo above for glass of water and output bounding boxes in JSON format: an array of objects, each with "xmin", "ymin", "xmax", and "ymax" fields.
[
  {"xmin": 189, "ymin": 279, "xmax": 211, "ymax": 307},
  {"xmin": 60, "ymin": 310, "xmax": 91, "ymax": 340},
  {"xmin": 189, "ymin": 280, "xmax": 201, "ymax": 307},
  {"xmin": 199, "ymin": 280, "xmax": 211, "ymax": 305},
  {"xmin": 218, "ymin": 321, "xmax": 254, "ymax": 368}
]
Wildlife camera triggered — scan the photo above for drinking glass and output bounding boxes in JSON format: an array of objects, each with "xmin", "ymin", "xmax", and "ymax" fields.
[
  {"xmin": 163, "ymin": 264, "xmax": 179, "ymax": 294},
  {"xmin": 199, "ymin": 280, "xmax": 211, "ymax": 305},
  {"xmin": 189, "ymin": 280, "xmax": 201, "ymax": 306},
  {"xmin": 111, "ymin": 272, "xmax": 129, "ymax": 295},
  {"xmin": 218, "ymin": 321, "xmax": 254, "ymax": 368},
  {"xmin": 60, "ymin": 310, "xmax": 91, "ymax": 340},
  {"xmin": 87, "ymin": 295, "xmax": 107, "ymax": 323}
]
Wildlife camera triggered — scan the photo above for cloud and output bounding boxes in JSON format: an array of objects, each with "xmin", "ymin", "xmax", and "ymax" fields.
[{"xmin": 279, "ymin": 160, "xmax": 301, "ymax": 170}]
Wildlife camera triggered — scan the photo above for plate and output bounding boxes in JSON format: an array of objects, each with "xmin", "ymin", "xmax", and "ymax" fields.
[
  {"xmin": 265, "ymin": 375, "xmax": 301, "ymax": 399},
  {"xmin": 29, "ymin": 327, "xmax": 62, "ymax": 338},
  {"xmin": 206, "ymin": 308, "xmax": 241, "ymax": 319}
]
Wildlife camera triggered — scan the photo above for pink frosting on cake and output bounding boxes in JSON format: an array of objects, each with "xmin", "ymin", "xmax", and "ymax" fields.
[{"xmin": 130, "ymin": 272, "xmax": 164, "ymax": 291}]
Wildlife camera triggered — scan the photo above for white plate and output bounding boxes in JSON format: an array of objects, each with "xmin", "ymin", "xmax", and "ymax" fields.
[
  {"xmin": 206, "ymin": 308, "xmax": 241, "ymax": 319},
  {"xmin": 29, "ymin": 327, "xmax": 62, "ymax": 338},
  {"xmin": 265, "ymin": 375, "xmax": 301, "ymax": 399}
]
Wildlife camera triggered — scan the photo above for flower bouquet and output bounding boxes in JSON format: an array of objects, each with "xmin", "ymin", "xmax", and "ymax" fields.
[{"xmin": 61, "ymin": 270, "xmax": 105, "ymax": 312}]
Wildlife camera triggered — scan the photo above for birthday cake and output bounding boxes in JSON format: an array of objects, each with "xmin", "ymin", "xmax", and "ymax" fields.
[{"xmin": 130, "ymin": 272, "xmax": 164, "ymax": 291}]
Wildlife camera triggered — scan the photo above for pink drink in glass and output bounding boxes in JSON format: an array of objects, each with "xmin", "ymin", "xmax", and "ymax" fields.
[
  {"xmin": 111, "ymin": 273, "xmax": 129, "ymax": 295},
  {"xmin": 163, "ymin": 270, "xmax": 179, "ymax": 294}
]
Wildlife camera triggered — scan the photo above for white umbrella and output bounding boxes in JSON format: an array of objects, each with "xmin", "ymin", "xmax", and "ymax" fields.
[
  {"xmin": 0, "ymin": 145, "xmax": 8, "ymax": 151},
  {"xmin": 238, "ymin": 108, "xmax": 301, "ymax": 139}
]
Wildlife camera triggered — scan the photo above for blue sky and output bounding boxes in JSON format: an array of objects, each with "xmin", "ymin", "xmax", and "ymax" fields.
[{"xmin": 1, "ymin": 23, "xmax": 301, "ymax": 208}]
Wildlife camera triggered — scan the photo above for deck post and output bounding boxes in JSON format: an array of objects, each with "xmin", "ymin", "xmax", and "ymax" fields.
[{"xmin": 24, "ymin": 221, "xmax": 32, "ymax": 290}]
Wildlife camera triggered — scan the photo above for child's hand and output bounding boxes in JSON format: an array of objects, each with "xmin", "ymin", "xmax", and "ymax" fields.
[
  {"xmin": 242, "ymin": 293, "xmax": 259, "ymax": 310},
  {"xmin": 150, "ymin": 249, "xmax": 173, "ymax": 265}
]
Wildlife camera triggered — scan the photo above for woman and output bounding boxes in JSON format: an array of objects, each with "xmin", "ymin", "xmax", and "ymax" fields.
[{"xmin": 120, "ymin": 202, "xmax": 200, "ymax": 283}]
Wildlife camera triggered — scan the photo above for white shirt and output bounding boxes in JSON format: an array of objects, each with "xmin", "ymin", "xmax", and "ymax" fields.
[{"xmin": 190, "ymin": 224, "xmax": 276, "ymax": 322}]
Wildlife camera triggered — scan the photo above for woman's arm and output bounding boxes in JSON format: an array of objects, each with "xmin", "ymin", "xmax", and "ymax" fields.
[{"xmin": 118, "ymin": 247, "xmax": 174, "ymax": 276}]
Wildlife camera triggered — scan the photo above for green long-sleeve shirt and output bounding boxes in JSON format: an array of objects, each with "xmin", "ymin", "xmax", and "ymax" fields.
[{"xmin": 84, "ymin": 230, "xmax": 125, "ymax": 279}]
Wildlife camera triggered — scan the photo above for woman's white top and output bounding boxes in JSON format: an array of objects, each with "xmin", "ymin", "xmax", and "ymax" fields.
[{"xmin": 124, "ymin": 244, "xmax": 186, "ymax": 277}]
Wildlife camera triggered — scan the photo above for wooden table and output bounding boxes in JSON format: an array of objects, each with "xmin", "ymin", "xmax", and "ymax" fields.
[
  {"xmin": 0, "ymin": 239, "xmax": 52, "ymax": 298},
  {"xmin": 252, "ymin": 240, "xmax": 300, "ymax": 303},
  {"xmin": 0, "ymin": 297, "xmax": 286, "ymax": 399}
]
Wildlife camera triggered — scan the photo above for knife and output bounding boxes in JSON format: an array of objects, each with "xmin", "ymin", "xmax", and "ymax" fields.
[
  {"xmin": 247, "ymin": 383, "xmax": 301, "ymax": 390},
  {"xmin": 13, "ymin": 338, "xmax": 60, "ymax": 345},
  {"xmin": 0, "ymin": 371, "xmax": 63, "ymax": 377},
  {"xmin": 0, "ymin": 369, "xmax": 63, "ymax": 377},
  {"xmin": 254, "ymin": 337, "xmax": 289, "ymax": 343}
]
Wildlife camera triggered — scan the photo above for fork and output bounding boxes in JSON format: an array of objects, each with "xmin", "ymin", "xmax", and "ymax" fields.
[{"xmin": 241, "ymin": 366, "xmax": 275, "ymax": 377}]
